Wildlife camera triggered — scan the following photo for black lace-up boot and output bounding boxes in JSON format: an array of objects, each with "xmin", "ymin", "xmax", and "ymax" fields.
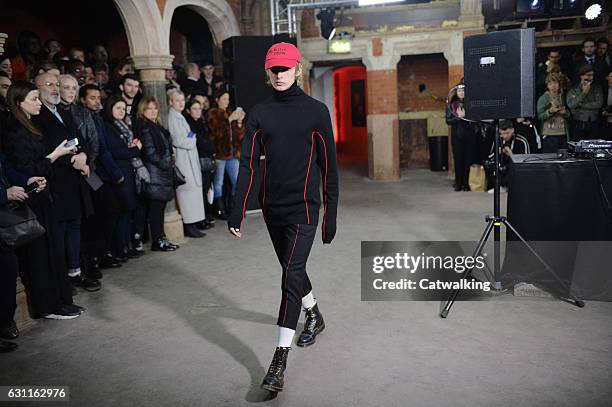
[
  {"xmin": 296, "ymin": 303, "xmax": 325, "ymax": 347},
  {"xmin": 261, "ymin": 347, "xmax": 291, "ymax": 392}
]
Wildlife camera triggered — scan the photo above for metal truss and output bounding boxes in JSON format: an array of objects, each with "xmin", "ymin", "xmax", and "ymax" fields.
[{"xmin": 270, "ymin": 0, "xmax": 358, "ymax": 35}]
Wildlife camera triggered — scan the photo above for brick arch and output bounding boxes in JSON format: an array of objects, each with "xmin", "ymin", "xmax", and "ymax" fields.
[
  {"xmin": 112, "ymin": 0, "xmax": 240, "ymax": 61},
  {"xmin": 113, "ymin": 0, "xmax": 167, "ymax": 55},
  {"xmin": 162, "ymin": 0, "xmax": 241, "ymax": 47}
]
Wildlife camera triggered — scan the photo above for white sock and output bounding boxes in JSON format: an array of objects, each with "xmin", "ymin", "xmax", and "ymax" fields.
[
  {"xmin": 68, "ymin": 268, "xmax": 81, "ymax": 277},
  {"xmin": 302, "ymin": 291, "xmax": 316, "ymax": 310},
  {"xmin": 277, "ymin": 327, "xmax": 295, "ymax": 348}
]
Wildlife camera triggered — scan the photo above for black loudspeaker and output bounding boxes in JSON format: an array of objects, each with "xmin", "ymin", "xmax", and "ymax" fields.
[
  {"xmin": 222, "ymin": 35, "xmax": 297, "ymax": 113},
  {"xmin": 463, "ymin": 28, "xmax": 535, "ymax": 121}
]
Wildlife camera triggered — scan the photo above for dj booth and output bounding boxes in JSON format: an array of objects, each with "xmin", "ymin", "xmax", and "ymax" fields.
[
  {"xmin": 507, "ymin": 154, "xmax": 612, "ymax": 241},
  {"xmin": 502, "ymin": 154, "xmax": 612, "ymax": 300}
]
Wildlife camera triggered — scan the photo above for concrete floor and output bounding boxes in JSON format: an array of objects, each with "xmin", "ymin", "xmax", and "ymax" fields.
[{"xmin": 2, "ymin": 167, "xmax": 611, "ymax": 407}]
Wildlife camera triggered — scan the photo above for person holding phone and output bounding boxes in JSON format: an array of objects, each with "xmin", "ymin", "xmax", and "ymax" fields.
[
  {"xmin": 4, "ymin": 80, "xmax": 84, "ymax": 320},
  {"xmin": 446, "ymin": 81, "xmax": 477, "ymax": 191},
  {"xmin": 567, "ymin": 64, "xmax": 604, "ymax": 141},
  {"xmin": 537, "ymin": 73, "xmax": 570, "ymax": 153},
  {"xmin": 0, "ymin": 145, "xmax": 46, "ymax": 352},
  {"xmin": 228, "ymin": 42, "xmax": 338, "ymax": 393},
  {"xmin": 207, "ymin": 90, "xmax": 245, "ymax": 219},
  {"xmin": 167, "ymin": 89, "xmax": 206, "ymax": 238}
]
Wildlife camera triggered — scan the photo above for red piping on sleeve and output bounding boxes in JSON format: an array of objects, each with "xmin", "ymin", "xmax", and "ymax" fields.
[
  {"xmin": 241, "ymin": 129, "xmax": 262, "ymax": 227},
  {"xmin": 303, "ymin": 131, "xmax": 315, "ymax": 224},
  {"xmin": 315, "ymin": 131, "xmax": 328, "ymax": 240},
  {"xmin": 262, "ymin": 142, "xmax": 267, "ymax": 215}
]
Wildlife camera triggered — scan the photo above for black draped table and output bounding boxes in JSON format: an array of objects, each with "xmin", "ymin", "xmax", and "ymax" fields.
[{"xmin": 502, "ymin": 154, "xmax": 612, "ymax": 300}]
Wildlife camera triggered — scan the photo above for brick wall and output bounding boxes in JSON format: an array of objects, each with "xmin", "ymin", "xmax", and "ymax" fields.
[
  {"xmin": 226, "ymin": 0, "xmax": 241, "ymax": 25},
  {"xmin": 367, "ymin": 70, "xmax": 398, "ymax": 115},
  {"xmin": 300, "ymin": 9, "xmax": 319, "ymax": 38},
  {"xmin": 397, "ymin": 53, "xmax": 448, "ymax": 112}
]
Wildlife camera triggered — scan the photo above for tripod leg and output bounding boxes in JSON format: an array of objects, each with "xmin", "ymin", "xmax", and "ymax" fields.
[
  {"xmin": 440, "ymin": 220, "xmax": 496, "ymax": 318},
  {"xmin": 503, "ymin": 220, "xmax": 585, "ymax": 308}
]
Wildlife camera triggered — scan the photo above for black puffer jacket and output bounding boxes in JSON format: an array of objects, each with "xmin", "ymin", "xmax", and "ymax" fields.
[{"xmin": 135, "ymin": 119, "xmax": 174, "ymax": 202}]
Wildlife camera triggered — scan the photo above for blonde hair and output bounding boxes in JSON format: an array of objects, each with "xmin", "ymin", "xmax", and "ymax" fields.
[
  {"xmin": 265, "ymin": 62, "xmax": 303, "ymax": 86},
  {"xmin": 166, "ymin": 88, "xmax": 184, "ymax": 104},
  {"xmin": 136, "ymin": 96, "xmax": 161, "ymax": 125}
]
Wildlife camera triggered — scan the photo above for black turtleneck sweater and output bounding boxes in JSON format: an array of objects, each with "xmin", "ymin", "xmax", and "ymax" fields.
[{"xmin": 229, "ymin": 82, "xmax": 339, "ymax": 243}]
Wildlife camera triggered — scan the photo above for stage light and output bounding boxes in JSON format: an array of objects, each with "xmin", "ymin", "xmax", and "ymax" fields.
[
  {"xmin": 584, "ymin": 0, "xmax": 603, "ymax": 19},
  {"xmin": 516, "ymin": 0, "xmax": 548, "ymax": 16},
  {"xmin": 358, "ymin": 0, "xmax": 404, "ymax": 6},
  {"xmin": 316, "ymin": 9, "xmax": 336, "ymax": 40}
]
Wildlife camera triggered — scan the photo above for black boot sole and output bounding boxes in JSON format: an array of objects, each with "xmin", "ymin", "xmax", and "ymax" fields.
[
  {"xmin": 261, "ymin": 382, "xmax": 283, "ymax": 392},
  {"xmin": 296, "ymin": 322, "xmax": 325, "ymax": 347}
]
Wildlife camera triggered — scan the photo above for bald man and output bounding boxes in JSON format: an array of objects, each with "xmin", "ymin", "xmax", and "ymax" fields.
[{"xmin": 179, "ymin": 62, "xmax": 207, "ymax": 96}]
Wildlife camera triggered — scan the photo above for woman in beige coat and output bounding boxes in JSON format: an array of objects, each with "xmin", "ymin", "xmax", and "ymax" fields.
[{"xmin": 167, "ymin": 89, "xmax": 205, "ymax": 238}]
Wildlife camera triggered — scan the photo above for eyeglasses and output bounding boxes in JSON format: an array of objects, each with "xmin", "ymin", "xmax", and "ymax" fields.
[{"xmin": 45, "ymin": 82, "xmax": 61, "ymax": 87}]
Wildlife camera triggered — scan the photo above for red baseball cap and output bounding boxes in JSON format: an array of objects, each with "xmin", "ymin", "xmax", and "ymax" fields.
[{"xmin": 264, "ymin": 42, "xmax": 301, "ymax": 69}]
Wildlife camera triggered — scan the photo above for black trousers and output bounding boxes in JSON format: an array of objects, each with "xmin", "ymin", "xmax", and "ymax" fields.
[
  {"xmin": 452, "ymin": 136, "xmax": 475, "ymax": 189},
  {"xmin": 149, "ymin": 200, "xmax": 167, "ymax": 241},
  {"xmin": 0, "ymin": 251, "xmax": 18, "ymax": 325},
  {"xmin": 542, "ymin": 135, "xmax": 568, "ymax": 154},
  {"xmin": 570, "ymin": 120, "xmax": 599, "ymax": 141},
  {"xmin": 81, "ymin": 183, "xmax": 120, "ymax": 266},
  {"xmin": 133, "ymin": 193, "xmax": 149, "ymax": 241},
  {"xmin": 202, "ymin": 170, "xmax": 214, "ymax": 219},
  {"xmin": 267, "ymin": 223, "xmax": 317, "ymax": 330}
]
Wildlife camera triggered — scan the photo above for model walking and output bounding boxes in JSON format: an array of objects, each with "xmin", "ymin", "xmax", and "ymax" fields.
[{"xmin": 228, "ymin": 42, "xmax": 338, "ymax": 392}]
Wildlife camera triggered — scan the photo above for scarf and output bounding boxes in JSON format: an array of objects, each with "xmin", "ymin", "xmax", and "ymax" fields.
[{"xmin": 114, "ymin": 119, "xmax": 134, "ymax": 145}]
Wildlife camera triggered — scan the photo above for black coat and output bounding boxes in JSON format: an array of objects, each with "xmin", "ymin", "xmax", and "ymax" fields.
[
  {"xmin": 135, "ymin": 119, "xmax": 174, "ymax": 202},
  {"xmin": 4, "ymin": 122, "xmax": 74, "ymax": 316},
  {"xmin": 4, "ymin": 122, "xmax": 53, "ymax": 181},
  {"xmin": 32, "ymin": 106, "xmax": 93, "ymax": 221},
  {"xmin": 0, "ymin": 152, "xmax": 28, "ymax": 206},
  {"xmin": 104, "ymin": 121, "xmax": 139, "ymax": 211},
  {"xmin": 184, "ymin": 113, "xmax": 215, "ymax": 158},
  {"xmin": 179, "ymin": 78, "xmax": 208, "ymax": 97}
]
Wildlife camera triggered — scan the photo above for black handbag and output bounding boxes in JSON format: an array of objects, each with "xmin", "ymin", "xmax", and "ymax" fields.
[
  {"xmin": 199, "ymin": 157, "xmax": 216, "ymax": 172},
  {"xmin": 0, "ymin": 201, "xmax": 46, "ymax": 251},
  {"xmin": 173, "ymin": 165, "xmax": 186, "ymax": 187}
]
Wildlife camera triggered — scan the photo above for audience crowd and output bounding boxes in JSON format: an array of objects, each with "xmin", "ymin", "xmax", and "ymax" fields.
[
  {"xmin": 446, "ymin": 37, "xmax": 612, "ymax": 192},
  {"xmin": 0, "ymin": 32, "xmax": 245, "ymax": 353},
  {"xmin": 1, "ymin": 30, "xmax": 611, "ymax": 354}
]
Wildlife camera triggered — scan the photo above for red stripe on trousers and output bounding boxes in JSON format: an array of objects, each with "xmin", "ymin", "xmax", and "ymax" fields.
[{"xmin": 282, "ymin": 224, "xmax": 300, "ymax": 325}]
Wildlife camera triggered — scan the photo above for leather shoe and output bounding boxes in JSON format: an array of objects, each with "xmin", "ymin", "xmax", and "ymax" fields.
[
  {"xmin": 0, "ymin": 340, "xmax": 18, "ymax": 353},
  {"xmin": 151, "ymin": 238, "xmax": 178, "ymax": 252},
  {"xmin": 184, "ymin": 224, "xmax": 205, "ymax": 238},
  {"xmin": 126, "ymin": 249, "xmax": 142, "ymax": 259},
  {"xmin": 0, "ymin": 321, "xmax": 19, "ymax": 340},
  {"xmin": 98, "ymin": 253, "xmax": 122, "ymax": 269},
  {"xmin": 87, "ymin": 267, "xmax": 103, "ymax": 280},
  {"xmin": 70, "ymin": 275, "xmax": 102, "ymax": 292}
]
